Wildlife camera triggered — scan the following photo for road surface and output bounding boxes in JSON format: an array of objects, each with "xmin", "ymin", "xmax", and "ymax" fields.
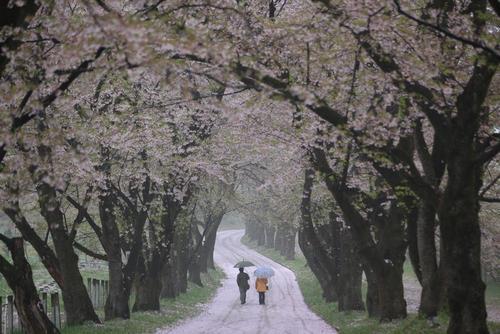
[{"xmin": 158, "ymin": 229, "xmax": 337, "ymax": 334}]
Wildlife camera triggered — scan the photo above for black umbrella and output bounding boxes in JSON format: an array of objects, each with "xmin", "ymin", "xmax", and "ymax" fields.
[{"xmin": 234, "ymin": 260, "xmax": 255, "ymax": 268}]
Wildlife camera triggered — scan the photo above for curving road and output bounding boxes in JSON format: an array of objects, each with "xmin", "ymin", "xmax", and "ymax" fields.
[{"xmin": 158, "ymin": 229, "xmax": 337, "ymax": 334}]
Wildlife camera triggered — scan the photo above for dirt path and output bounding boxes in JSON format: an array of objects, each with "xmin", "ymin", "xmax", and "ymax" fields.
[{"xmin": 157, "ymin": 229, "xmax": 337, "ymax": 334}]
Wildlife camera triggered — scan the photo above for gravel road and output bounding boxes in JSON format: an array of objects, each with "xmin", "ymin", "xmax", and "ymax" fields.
[{"xmin": 157, "ymin": 229, "xmax": 337, "ymax": 334}]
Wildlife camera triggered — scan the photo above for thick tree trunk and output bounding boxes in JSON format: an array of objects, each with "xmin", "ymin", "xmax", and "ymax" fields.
[
  {"xmin": 188, "ymin": 254, "xmax": 203, "ymax": 287},
  {"xmin": 439, "ymin": 163, "xmax": 488, "ymax": 334},
  {"xmin": 161, "ymin": 258, "xmax": 178, "ymax": 299},
  {"xmin": 314, "ymin": 147, "xmax": 408, "ymax": 321},
  {"xmin": 373, "ymin": 203, "xmax": 407, "ymax": 321},
  {"xmin": 177, "ymin": 255, "xmax": 189, "ymax": 293},
  {"xmin": 298, "ymin": 229, "xmax": 337, "ymax": 302},
  {"xmin": 299, "ymin": 168, "xmax": 338, "ymax": 302},
  {"xmin": 106, "ymin": 260, "xmax": 130, "ymax": 319},
  {"xmin": 376, "ymin": 264, "xmax": 407, "ymax": 322},
  {"xmin": 37, "ymin": 184, "xmax": 99, "ymax": 325},
  {"xmin": 437, "ymin": 57, "xmax": 494, "ymax": 334},
  {"xmin": 204, "ymin": 212, "xmax": 223, "ymax": 270},
  {"xmin": 133, "ymin": 253, "xmax": 163, "ymax": 312},
  {"xmin": 0, "ymin": 237, "xmax": 59, "ymax": 334},
  {"xmin": 99, "ymin": 191, "xmax": 130, "ymax": 320},
  {"xmin": 337, "ymin": 228, "xmax": 364, "ymax": 311}
]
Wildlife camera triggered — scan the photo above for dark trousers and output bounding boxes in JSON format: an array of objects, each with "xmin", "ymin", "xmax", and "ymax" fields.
[
  {"xmin": 239, "ymin": 287, "xmax": 247, "ymax": 304},
  {"xmin": 258, "ymin": 292, "xmax": 265, "ymax": 305}
]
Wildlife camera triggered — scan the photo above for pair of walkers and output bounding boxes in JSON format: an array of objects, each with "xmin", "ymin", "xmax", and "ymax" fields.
[{"xmin": 236, "ymin": 267, "xmax": 268, "ymax": 305}]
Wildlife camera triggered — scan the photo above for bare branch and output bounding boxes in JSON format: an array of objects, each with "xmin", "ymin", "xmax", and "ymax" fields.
[
  {"xmin": 73, "ymin": 241, "xmax": 108, "ymax": 261},
  {"xmin": 393, "ymin": 0, "xmax": 500, "ymax": 60}
]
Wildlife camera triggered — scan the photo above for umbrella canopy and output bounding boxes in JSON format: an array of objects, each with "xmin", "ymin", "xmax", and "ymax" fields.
[
  {"xmin": 254, "ymin": 266, "xmax": 275, "ymax": 278},
  {"xmin": 234, "ymin": 260, "xmax": 255, "ymax": 268}
]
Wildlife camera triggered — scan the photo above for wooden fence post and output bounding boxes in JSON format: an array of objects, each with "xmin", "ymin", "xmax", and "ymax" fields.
[
  {"xmin": 6, "ymin": 296, "xmax": 13, "ymax": 334},
  {"xmin": 51, "ymin": 293, "xmax": 61, "ymax": 329},
  {"xmin": 92, "ymin": 279, "xmax": 99, "ymax": 307},
  {"xmin": 41, "ymin": 292, "xmax": 48, "ymax": 314},
  {"xmin": 87, "ymin": 278, "xmax": 92, "ymax": 303},
  {"xmin": 100, "ymin": 280, "xmax": 106, "ymax": 307},
  {"xmin": 104, "ymin": 280, "xmax": 109, "ymax": 303}
]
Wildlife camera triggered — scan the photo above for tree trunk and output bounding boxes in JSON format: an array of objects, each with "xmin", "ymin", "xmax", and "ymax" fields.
[
  {"xmin": 105, "ymin": 259, "xmax": 130, "ymax": 319},
  {"xmin": 299, "ymin": 168, "xmax": 338, "ymax": 302},
  {"xmin": 364, "ymin": 264, "xmax": 380, "ymax": 318},
  {"xmin": 312, "ymin": 148, "xmax": 407, "ymax": 321},
  {"xmin": 265, "ymin": 225, "xmax": 275, "ymax": 248},
  {"xmin": 439, "ymin": 160, "xmax": 488, "ymax": 333},
  {"xmin": 373, "ymin": 202, "xmax": 407, "ymax": 321},
  {"xmin": 256, "ymin": 223, "xmax": 266, "ymax": 246},
  {"xmin": 0, "ymin": 237, "xmax": 60, "ymax": 334},
  {"xmin": 99, "ymin": 191, "xmax": 130, "ymax": 320},
  {"xmin": 406, "ymin": 207, "xmax": 422, "ymax": 284},
  {"xmin": 417, "ymin": 202, "xmax": 441, "ymax": 318},
  {"xmin": 337, "ymin": 228, "xmax": 364, "ymax": 311},
  {"xmin": 199, "ymin": 244, "xmax": 209, "ymax": 273},
  {"xmin": 298, "ymin": 229, "xmax": 337, "ymax": 302},
  {"xmin": 376, "ymin": 264, "xmax": 407, "ymax": 322},
  {"xmin": 204, "ymin": 211, "xmax": 224, "ymax": 270},
  {"xmin": 161, "ymin": 258, "xmax": 178, "ymax": 299},
  {"xmin": 175, "ymin": 223, "xmax": 190, "ymax": 294},
  {"xmin": 133, "ymin": 253, "xmax": 163, "ymax": 312},
  {"xmin": 188, "ymin": 254, "xmax": 203, "ymax": 287},
  {"xmin": 274, "ymin": 225, "xmax": 284, "ymax": 251},
  {"xmin": 283, "ymin": 227, "xmax": 296, "ymax": 260},
  {"xmin": 37, "ymin": 184, "xmax": 100, "ymax": 325},
  {"xmin": 437, "ymin": 57, "xmax": 494, "ymax": 333}
]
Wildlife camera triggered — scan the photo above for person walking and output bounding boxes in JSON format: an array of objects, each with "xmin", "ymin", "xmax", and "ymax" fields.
[
  {"xmin": 255, "ymin": 277, "xmax": 268, "ymax": 305},
  {"xmin": 236, "ymin": 267, "xmax": 250, "ymax": 304}
]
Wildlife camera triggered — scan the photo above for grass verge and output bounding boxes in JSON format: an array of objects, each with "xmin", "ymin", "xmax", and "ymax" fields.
[
  {"xmin": 241, "ymin": 236, "xmax": 500, "ymax": 334},
  {"xmin": 61, "ymin": 268, "xmax": 225, "ymax": 334}
]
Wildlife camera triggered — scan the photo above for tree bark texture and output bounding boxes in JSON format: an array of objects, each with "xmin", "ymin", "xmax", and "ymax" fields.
[
  {"xmin": 37, "ymin": 183, "xmax": 100, "ymax": 325},
  {"xmin": 0, "ymin": 237, "xmax": 60, "ymax": 334}
]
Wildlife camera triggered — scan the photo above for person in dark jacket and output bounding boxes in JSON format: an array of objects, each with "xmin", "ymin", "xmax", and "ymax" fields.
[{"xmin": 236, "ymin": 268, "xmax": 250, "ymax": 304}]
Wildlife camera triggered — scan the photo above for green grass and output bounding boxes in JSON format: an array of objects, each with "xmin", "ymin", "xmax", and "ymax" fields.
[
  {"xmin": 486, "ymin": 281, "xmax": 500, "ymax": 307},
  {"xmin": 242, "ymin": 237, "xmax": 500, "ymax": 334},
  {"xmin": 62, "ymin": 268, "xmax": 225, "ymax": 334}
]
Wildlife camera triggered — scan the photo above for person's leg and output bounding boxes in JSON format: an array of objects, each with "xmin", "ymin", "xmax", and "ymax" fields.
[
  {"xmin": 259, "ymin": 292, "xmax": 265, "ymax": 305},
  {"xmin": 240, "ymin": 288, "xmax": 246, "ymax": 304},
  {"xmin": 262, "ymin": 292, "xmax": 265, "ymax": 305}
]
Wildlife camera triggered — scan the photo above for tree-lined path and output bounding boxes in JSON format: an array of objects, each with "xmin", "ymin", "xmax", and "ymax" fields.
[{"xmin": 159, "ymin": 230, "xmax": 336, "ymax": 334}]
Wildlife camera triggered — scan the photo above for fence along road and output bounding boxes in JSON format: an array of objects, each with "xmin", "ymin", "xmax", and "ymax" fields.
[{"xmin": 159, "ymin": 229, "xmax": 337, "ymax": 334}]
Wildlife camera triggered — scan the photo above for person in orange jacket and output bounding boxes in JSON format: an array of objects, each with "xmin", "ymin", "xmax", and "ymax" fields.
[{"xmin": 255, "ymin": 277, "xmax": 268, "ymax": 305}]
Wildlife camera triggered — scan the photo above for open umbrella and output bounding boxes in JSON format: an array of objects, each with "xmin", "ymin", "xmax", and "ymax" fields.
[
  {"xmin": 254, "ymin": 266, "xmax": 275, "ymax": 278},
  {"xmin": 233, "ymin": 260, "xmax": 255, "ymax": 268}
]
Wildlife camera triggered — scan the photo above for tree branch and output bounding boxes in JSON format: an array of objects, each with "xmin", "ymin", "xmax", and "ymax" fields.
[
  {"xmin": 393, "ymin": 0, "xmax": 500, "ymax": 60},
  {"xmin": 480, "ymin": 173, "xmax": 500, "ymax": 197},
  {"xmin": 65, "ymin": 195, "xmax": 103, "ymax": 239},
  {"xmin": 11, "ymin": 46, "xmax": 107, "ymax": 131},
  {"xmin": 73, "ymin": 241, "xmax": 108, "ymax": 261},
  {"xmin": 479, "ymin": 196, "xmax": 500, "ymax": 203},
  {"xmin": 476, "ymin": 141, "xmax": 500, "ymax": 165}
]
